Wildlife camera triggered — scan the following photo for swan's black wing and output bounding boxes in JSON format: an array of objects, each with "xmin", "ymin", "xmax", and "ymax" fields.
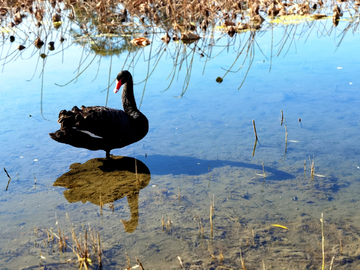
[
  {"xmin": 49, "ymin": 106, "xmax": 133, "ymax": 151},
  {"xmin": 67, "ymin": 106, "xmax": 132, "ymax": 139}
]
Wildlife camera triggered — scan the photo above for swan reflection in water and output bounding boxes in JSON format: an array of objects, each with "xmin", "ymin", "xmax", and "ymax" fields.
[{"xmin": 53, "ymin": 156, "xmax": 151, "ymax": 233}]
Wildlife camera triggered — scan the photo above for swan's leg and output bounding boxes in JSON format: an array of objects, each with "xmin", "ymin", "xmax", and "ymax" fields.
[{"xmin": 106, "ymin": 150, "xmax": 110, "ymax": 159}]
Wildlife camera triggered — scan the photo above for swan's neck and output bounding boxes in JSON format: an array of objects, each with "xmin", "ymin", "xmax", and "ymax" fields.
[{"xmin": 122, "ymin": 77, "xmax": 137, "ymax": 114}]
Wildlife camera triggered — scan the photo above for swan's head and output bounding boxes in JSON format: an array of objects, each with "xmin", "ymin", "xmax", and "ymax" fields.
[{"xmin": 114, "ymin": 70, "xmax": 131, "ymax": 94}]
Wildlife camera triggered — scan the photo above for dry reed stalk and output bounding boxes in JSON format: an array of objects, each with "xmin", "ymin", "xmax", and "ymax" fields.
[
  {"xmin": 252, "ymin": 138, "xmax": 258, "ymax": 157},
  {"xmin": 63, "ymin": 229, "xmax": 67, "ymax": 251},
  {"xmin": 321, "ymin": 213, "xmax": 325, "ymax": 270},
  {"xmin": 136, "ymin": 257, "xmax": 145, "ymax": 270},
  {"xmin": 100, "ymin": 194, "xmax": 103, "ymax": 215},
  {"xmin": 126, "ymin": 251, "xmax": 131, "ymax": 269},
  {"xmin": 89, "ymin": 229, "xmax": 96, "ymax": 253},
  {"xmin": 210, "ymin": 205, "xmax": 213, "ymax": 237},
  {"xmin": 340, "ymin": 238, "xmax": 343, "ymax": 254},
  {"xmin": 206, "ymin": 240, "xmax": 216, "ymax": 259},
  {"xmin": 280, "ymin": 110, "xmax": 284, "ymax": 125},
  {"xmin": 252, "ymin": 229, "xmax": 255, "ymax": 246},
  {"xmin": 84, "ymin": 230, "xmax": 88, "ymax": 264},
  {"xmin": 212, "ymin": 194, "xmax": 215, "ymax": 210},
  {"xmin": 70, "ymin": 226, "xmax": 81, "ymax": 253},
  {"xmin": 329, "ymin": 255, "xmax": 336, "ymax": 270},
  {"xmin": 162, "ymin": 216, "xmax": 165, "ymax": 231},
  {"xmin": 97, "ymin": 231, "xmax": 102, "ymax": 267},
  {"xmin": 3, "ymin": 167, "xmax": 10, "ymax": 179},
  {"xmin": 310, "ymin": 155, "xmax": 315, "ymax": 180},
  {"xmin": 58, "ymin": 228, "xmax": 63, "ymax": 251},
  {"xmin": 252, "ymin": 120, "xmax": 258, "ymax": 141},
  {"xmin": 240, "ymin": 248, "xmax": 247, "ymax": 270},
  {"xmin": 46, "ymin": 228, "xmax": 50, "ymax": 242},
  {"xmin": 4, "ymin": 167, "xmax": 11, "ymax": 191},
  {"xmin": 177, "ymin": 256, "xmax": 184, "ymax": 268},
  {"xmin": 50, "ymin": 227, "xmax": 54, "ymax": 242}
]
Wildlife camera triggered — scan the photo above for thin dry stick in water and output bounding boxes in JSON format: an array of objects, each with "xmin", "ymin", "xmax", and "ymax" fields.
[
  {"xmin": 329, "ymin": 255, "xmax": 336, "ymax": 270},
  {"xmin": 321, "ymin": 212, "xmax": 325, "ymax": 270},
  {"xmin": 210, "ymin": 205, "xmax": 213, "ymax": 237},
  {"xmin": 310, "ymin": 155, "xmax": 315, "ymax": 180},
  {"xmin": 252, "ymin": 138, "xmax": 258, "ymax": 157},
  {"xmin": 177, "ymin": 256, "xmax": 184, "ymax": 269},
  {"xmin": 3, "ymin": 167, "xmax": 11, "ymax": 178},
  {"xmin": 97, "ymin": 231, "xmax": 102, "ymax": 267},
  {"xmin": 136, "ymin": 257, "xmax": 144, "ymax": 270},
  {"xmin": 4, "ymin": 167, "xmax": 11, "ymax": 191},
  {"xmin": 252, "ymin": 120, "xmax": 258, "ymax": 141},
  {"xmin": 240, "ymin": 248, "xmax": 247, "ymax": 270}
]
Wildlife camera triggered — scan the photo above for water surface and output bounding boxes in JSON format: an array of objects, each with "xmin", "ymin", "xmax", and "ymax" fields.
[{"xmin": 1, "ymin": 16, "xmax": 360, "ymax": 269}]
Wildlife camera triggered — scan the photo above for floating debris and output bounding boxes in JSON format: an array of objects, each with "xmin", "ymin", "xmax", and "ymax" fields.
[
  {"xmin": 271, "ymin": 224, "xmax": 289, "ymax": 230},
  {"xmin": 180, "ymin": 32, "xmax": 200, "ymax": 43},
  {"xmin": 161, "ymin": 34, "xmax": 170, "ymax": 44},
  {"xmin": 130, "ymin": 37, "xmax": 150, "ymax": 47},
  {"xmin": 52, "ymin": 13, "xmax": 61, "ymax": 22},
  {"xmin": 48, "ymin": 41, "xmax": 55, "ymax": 51},
  {"xmin": 312, "ymin": 14, "xmax": 327, "ymax": 19},
  {"xmin": 34, "ymin": 37, "xmax": 44, "ymax": 49},
  {"xmin": 216, "ymin": 77, "xmax": 223, "ymax": 83}
]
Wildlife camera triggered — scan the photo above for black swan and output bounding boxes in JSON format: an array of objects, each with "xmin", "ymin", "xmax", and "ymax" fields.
[{"xmin": 49, "ymin": 70, "xmax": 148, "ymax": 158}]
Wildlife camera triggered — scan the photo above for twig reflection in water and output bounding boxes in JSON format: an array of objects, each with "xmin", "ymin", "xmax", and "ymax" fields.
[{"xmin": 0, "ymin": 0, "xmax": 357, "ymax": 102}]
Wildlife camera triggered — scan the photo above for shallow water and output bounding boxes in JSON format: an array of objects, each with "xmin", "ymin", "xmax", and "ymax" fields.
[{"xmin": 1, "ymin": 17, "xmax": 360, "ymax": 269}]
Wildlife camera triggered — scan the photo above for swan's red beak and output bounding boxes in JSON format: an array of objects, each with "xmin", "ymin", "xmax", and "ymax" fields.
[{"xmin": 114, "ymin": 79, "xmax": 123, "ymax": 94}]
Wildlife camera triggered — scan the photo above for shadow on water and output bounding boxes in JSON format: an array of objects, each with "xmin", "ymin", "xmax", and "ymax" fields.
[
  {"xmin": 53, "ymin": 156, "xmax": 150, "ymax": 233},
  {"xmin": 140, "ymin": 154, "xmax": 294, "ymax": 181}
]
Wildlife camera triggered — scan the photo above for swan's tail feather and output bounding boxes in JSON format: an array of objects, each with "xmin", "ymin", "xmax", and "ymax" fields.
[{"xmin": 57, "ymin": 107, "xmax": 89, "ymax": 130}]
